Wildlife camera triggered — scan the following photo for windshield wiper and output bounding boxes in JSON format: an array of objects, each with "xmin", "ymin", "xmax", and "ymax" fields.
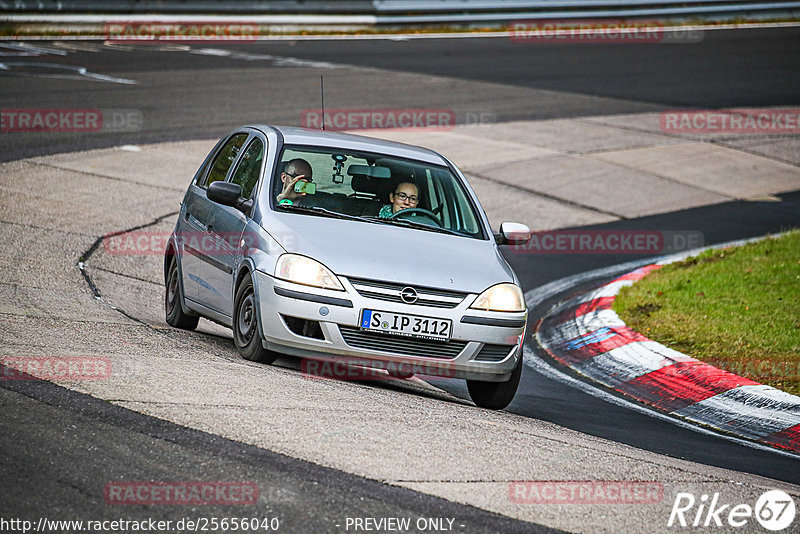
[
  {"xmin": 362, "ymin": 216, "xmax": 462, "ymax": 236},
  {"xmin": 277, "ymin": 204, "xmax": 363, "ymax": 222}
]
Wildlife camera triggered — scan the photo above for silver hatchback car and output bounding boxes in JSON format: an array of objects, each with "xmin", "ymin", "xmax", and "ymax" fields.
[{"xmin": 164, "ymin": 125, "xmax": 531, "ymax": 409}]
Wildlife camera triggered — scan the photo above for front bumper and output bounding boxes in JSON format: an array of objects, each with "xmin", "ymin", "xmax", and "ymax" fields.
[{"xmin": 253, "ymin": 270, "xmax": 526, "ymax": 382}]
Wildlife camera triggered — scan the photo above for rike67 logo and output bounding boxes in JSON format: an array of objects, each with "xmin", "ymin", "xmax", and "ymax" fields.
[{"xmin": 668, "ymin": 490, "xmax": 796, "ymax": 531}]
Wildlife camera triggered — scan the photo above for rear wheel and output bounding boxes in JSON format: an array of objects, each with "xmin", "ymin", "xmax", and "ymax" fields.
[
  {"xmin": 466, "ymin": 354, "xmax": 522, "ymax": 410},
  {"xmin": 165, "ymin": 256, "xmax": 199, "ymax": 331},
  {"xmin": 233, "ymin": 272, "xmax": 278, "ymax": 364}
]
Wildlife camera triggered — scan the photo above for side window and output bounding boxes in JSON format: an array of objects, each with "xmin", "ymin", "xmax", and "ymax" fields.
[
  {"xmin": 230, "ymin": 138, "xmax": 265, "ymax": 199},
  {"xmin": 199, "ymin": 133, "xmax": 248, "ymax": 188}
]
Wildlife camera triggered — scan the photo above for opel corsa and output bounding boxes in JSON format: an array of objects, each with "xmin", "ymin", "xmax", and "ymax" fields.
[{"xmin": 164, "ymin": 126, "xmax": 532, "ymax": 409}]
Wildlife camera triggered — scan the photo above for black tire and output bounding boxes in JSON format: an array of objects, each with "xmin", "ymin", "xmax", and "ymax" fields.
[
  {"xmin": 387, "ymin": 371, "xmax": 414, "ymax": 379},
  {"xmin": 466, "ymin": 353, "xmax": 523, "ymax": 410},
  {"xmin": 233, "ymin": 272, "xmax": 278, "ymax": 364},
  {"xmin": 387, "ymin": 365, "xmax": 414, "ymax": 379},
  {"xmin": 165, "ymin": 256, "xmax": 199, "ymax": 331}
]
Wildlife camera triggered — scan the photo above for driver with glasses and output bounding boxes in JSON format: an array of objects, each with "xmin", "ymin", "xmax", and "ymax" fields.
[{"xmin": 378, "ymin": 182, "xmax": 419, "ymax": 218}]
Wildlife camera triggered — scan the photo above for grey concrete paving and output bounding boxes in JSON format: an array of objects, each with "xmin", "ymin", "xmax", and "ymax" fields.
[
  {"xmin": 1, "ymin": 110, "xmax": 799, "ymax": 534},
  {"xmin": 590, "ymin": 143, "xmax": 800, "ymax": 199},
  {"xmin": 358, "ymin": 110, "xmax": 800, "ymax": 230},
  {"xmin": 466, "ymin": 118, "xmax": 684, "ymax": 154},
  {"xmin": 724, "ymin": 137, "xmax": 800, "ymax": 166},
  {"xmin": 471, "ymin": 155, "xmax": 728, "ymax": 219},
  {"xmin": 464, "ymin": 172, "xmax": 616, "ymax": 230}
]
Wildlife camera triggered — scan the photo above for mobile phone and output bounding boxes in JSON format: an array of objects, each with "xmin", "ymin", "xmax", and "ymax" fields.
[{"xmin": 293, "ymin": 181, "xmax": 316, "ymax": 195}]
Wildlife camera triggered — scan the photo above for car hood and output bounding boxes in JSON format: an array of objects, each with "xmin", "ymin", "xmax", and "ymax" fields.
[{"xmin": 264, "ymin": 212, "xmax": 515, "ymax": 293}]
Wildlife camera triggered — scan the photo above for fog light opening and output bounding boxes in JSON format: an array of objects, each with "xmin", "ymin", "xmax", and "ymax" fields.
[{"xmin": 281, "ymin": 315, "xmax": 325, "ymax": 340}]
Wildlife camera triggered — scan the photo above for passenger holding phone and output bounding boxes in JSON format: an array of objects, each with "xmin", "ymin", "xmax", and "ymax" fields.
[{"xmin": 276, "ymin": 158, "xmax": 313, "ymax": 205}]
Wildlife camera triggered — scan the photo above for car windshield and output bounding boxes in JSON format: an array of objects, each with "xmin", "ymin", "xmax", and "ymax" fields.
[{"xmin": 272, "ymin": 145, "xmax": 486, "ymax": 239}]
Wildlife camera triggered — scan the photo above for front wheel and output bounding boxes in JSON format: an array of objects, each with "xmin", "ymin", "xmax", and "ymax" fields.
[
  {"xmin": 233, "ymin": 272, "xmax": 278, "ymax": 364},
  {"xmin": 466, "ymin": 353, "xmax": 522, "ymax": 410},
  {"xmin": 165, "ymin": 256, "xmax": 199, "ymax": 331},
  {"xmin": 387, "ymin": 364, "xmax": 414, "ymax": 379}
]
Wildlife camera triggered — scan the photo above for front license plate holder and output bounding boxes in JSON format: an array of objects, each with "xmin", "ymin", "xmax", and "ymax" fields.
[{"xmin": 360, "ymin": 309, "xmax": 452, "ymax": 341}]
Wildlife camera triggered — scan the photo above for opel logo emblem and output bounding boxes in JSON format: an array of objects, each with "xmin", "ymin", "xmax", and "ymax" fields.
[{"xmin": 400, "ymin": 286, "xmax": 418, "ymax": 304}]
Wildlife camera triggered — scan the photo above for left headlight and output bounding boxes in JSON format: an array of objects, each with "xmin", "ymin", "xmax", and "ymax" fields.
[
  {"xmin": 274, "ymin": 254, "xmax": 344, "ymax": 291},
  {"xmin": 470, "ymin": 283, "xmax": 525, "ymax": 312}
]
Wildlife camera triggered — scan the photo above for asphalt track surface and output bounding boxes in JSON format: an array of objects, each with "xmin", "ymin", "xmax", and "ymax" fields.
[
  {"xmin": 484, "ymin": 192, "xmax": 800, "ymax": 484},
  {"xmin": 1, "ymin": 26, "xmax": 799, "ymax": 161},
  {"xmin": 1, "ymin": 26, "xmax": 799, "ymax": 529},
  {"xmin": 0, "ymin": 378, "xmax": 548, "ymax": 533}
]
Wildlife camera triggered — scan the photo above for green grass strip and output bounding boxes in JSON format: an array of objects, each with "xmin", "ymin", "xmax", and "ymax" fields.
[{"xmin": 614, "ymin": 230, "xmax": 800, "ymax": 396}]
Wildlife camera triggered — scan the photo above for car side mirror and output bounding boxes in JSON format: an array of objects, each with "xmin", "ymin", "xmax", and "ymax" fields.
[
  {"xmin": 207, "ymin": 182, "xmax": 253, "ymax": 214},
  {"xmin": 495, "ymin": 222, "xmax": 531, "ymax": 246}
]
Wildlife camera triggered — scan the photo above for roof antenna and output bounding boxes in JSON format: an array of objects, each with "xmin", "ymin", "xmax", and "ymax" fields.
[{"xmin": 320, "ymin": 74, "xmax": 325, "ymax": 131}]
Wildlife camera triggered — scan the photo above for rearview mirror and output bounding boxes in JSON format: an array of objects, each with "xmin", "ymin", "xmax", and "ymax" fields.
[
  {"xmin": 346, "ymin": 164, "xmax": 391, "ymax": 178},
  {"xmin": 495, "ymin": 222, "xmax": 531, "ymax": 246}
]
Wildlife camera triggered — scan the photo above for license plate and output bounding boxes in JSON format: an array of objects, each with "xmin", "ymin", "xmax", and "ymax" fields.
[{"xmin": 360, "ymin": 309, "xmax": 451, "ymax": 341}]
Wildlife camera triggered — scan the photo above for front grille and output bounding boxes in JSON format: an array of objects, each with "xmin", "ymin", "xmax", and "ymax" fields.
[
  {"xmin": 348, "ymin": 278, "xmax": 466, "ymax": 309},
  {"xmin": 473, "ymin": 343, "xmax": 515, "ymax": 362},
  {"xmin": 339, "ymin": 326, "xmax": 466, "ymax": 359}
]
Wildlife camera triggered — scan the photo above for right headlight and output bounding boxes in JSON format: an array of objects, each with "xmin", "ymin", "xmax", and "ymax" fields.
[
  {"xmin": 470, "ymin": 283, "xmax": 525, "ymax": 312},
  {"xmin": 274, "ymin": 254, "xmax": 344, "ymax": 291}
]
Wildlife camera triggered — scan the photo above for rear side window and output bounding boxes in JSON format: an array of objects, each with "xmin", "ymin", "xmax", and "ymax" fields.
[
  {"xmin": 230, "ymin": 138, "xmax": 265, "ymax": 199},
  {"xmin": 199, "ymin": 133, "xmax": 248, "ymax": 188}
]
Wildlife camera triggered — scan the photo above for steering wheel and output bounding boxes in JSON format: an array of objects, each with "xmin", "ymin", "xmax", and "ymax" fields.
[{"xmin": 390, "ymin": 208, "xmax": 443, "ymax": 228}]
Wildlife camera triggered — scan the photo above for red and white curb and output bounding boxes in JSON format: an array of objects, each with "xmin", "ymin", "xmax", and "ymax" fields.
[{"xmin": 536, "ymin": 262, "xmax": 800, "ymax": 454}]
